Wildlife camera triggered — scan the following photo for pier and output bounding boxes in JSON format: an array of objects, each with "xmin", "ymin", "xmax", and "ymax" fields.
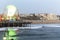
[{"xmin": 0, "ymin": 20, "xmax": 31, "ymax": 27}]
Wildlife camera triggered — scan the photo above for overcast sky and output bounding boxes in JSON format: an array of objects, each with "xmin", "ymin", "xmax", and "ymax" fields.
[{"xmin": 0, "ymin": 0, "xmax": 60, "ymax": 14}]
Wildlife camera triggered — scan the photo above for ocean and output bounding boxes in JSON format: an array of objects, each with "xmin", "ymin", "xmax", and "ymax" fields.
[{"xmin": 1, "ymin": 24, "xmax": 60, "ymax": 40}]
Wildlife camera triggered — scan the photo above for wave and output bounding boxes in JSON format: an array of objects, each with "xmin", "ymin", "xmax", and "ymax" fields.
[{"xmin": 0, "ymin": 26, "xmax": 42, "ymax": 31}]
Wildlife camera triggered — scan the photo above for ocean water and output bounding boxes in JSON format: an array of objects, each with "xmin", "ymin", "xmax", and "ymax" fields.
[{"xmin": 1, "ymin": 24, "xmax": 60, "ymax": 40}]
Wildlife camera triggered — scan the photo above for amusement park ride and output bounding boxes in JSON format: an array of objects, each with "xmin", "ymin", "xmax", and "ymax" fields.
[{"xmin": 0, "ymin": 5, "xmax": 20, "ymax": 21}]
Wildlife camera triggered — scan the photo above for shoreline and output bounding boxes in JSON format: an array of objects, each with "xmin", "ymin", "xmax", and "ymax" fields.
[{"xmin": 23, "ymin": 20, "xmax": 60, "ymax": 24}]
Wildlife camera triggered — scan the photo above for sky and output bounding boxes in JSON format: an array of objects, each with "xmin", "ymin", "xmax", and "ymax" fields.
[{"xmin": 0, "ymin": 0, "xmax": 60, "ymax": 14}]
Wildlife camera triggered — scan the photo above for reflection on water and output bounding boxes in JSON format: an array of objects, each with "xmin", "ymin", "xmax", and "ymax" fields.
[{"xmin": 1, "ymin": 24, "xmax": 60, "ymax": 40}]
